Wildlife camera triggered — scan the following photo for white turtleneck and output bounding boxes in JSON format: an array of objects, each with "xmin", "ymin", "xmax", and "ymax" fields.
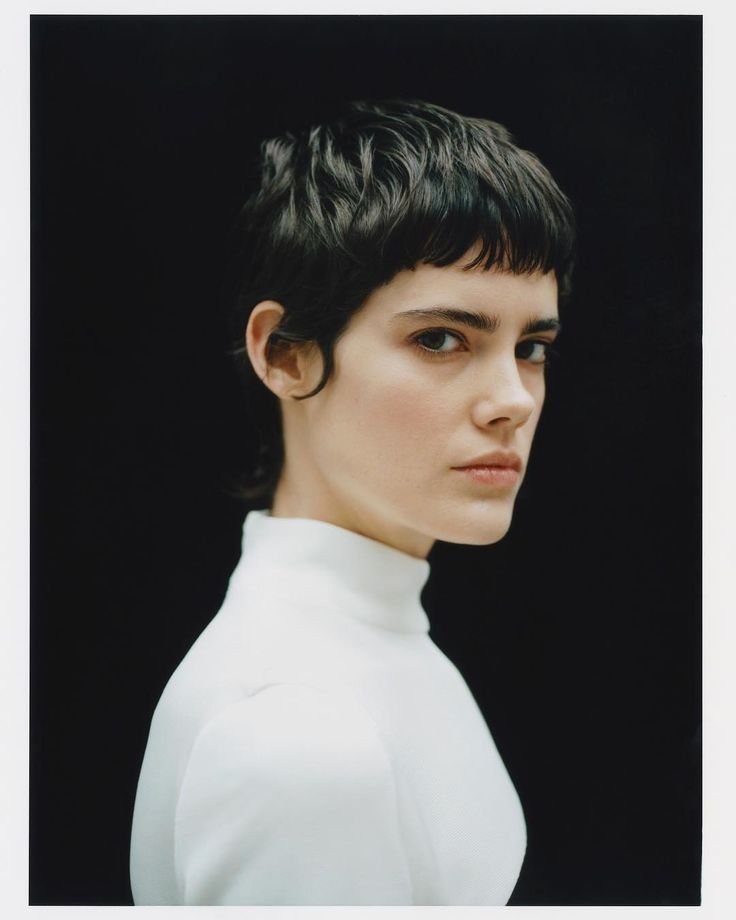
[{"xmin": 130, "ymin": 511, "xmax": 526, "ymax": 905}]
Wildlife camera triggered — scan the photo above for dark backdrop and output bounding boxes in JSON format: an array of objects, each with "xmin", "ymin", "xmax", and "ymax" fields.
[{"xmin": 30, "ymin": 14, "xmax": 702, "ymax": 906}]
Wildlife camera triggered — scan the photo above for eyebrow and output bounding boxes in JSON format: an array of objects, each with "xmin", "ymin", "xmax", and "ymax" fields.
[
  {"xmin": 521, "ymin": 316, "xmax": 563, "ymax": 336},
  {"xmin": 392, "ymin": 307, "xmax": 562, "ymax": 336}
]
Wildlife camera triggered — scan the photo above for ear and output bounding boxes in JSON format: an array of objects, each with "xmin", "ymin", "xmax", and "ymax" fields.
[{"xmin": 245, "ymin": 301, "xmax": 322, "ymax": 399}]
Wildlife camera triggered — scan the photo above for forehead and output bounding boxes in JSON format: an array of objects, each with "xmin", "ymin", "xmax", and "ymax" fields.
[{"xmin": 361, "ymin": 259, "xmax": 559, "ymax": 322}]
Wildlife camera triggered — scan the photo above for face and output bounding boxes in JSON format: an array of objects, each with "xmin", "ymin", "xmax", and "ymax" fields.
[{"xmin": 278, "ymin": 257, "xmax": 560, "ymax": 558}]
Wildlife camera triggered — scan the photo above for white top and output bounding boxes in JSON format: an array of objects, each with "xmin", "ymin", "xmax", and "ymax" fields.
[{"xmin": 130, "ymin": 510, "xmax": 526, "ymax": 905}]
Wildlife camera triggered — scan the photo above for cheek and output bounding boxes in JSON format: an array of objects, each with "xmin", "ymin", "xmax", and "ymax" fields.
[
  {"xmin": 518, "ymin": 391, "xmax": 546, "ymax": 459},
  {"xmin": 322, "ymin": 361, "xmax": 451, "ymax": 474},
  {"xmin": 520, "ymin": 369, "xmax": 546, "ymax": 418},
  {"xmin": 531, "ymin": 381, "xmax": 547, "ymax": 427}
]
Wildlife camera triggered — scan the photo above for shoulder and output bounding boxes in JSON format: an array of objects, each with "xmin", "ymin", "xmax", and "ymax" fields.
[
  {"xmin": 176, "ymin": 683, "xmax": 396, "ymax": 822},
  {"xmin": 173, "ymin": 683, "xmax": 412, "ymax": 904}
]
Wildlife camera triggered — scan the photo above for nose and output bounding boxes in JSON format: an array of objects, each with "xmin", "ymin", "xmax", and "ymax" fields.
[{"xmin": 469, "ymin": 358, "xmax": 539, "ymax": 431}]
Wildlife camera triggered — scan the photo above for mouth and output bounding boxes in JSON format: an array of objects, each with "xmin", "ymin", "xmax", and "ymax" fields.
[{"xmin": 451, "ymin": 452, "xmax": 523, "ymax": 488}]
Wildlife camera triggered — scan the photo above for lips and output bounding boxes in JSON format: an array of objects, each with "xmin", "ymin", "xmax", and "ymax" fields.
[
  {"xmin": 451, "ymin": 451, "xmax": 523, "ymax": 487},
  {"xmin": 452, "ymin": 451, "xmax": 523, "ymax": 472}
]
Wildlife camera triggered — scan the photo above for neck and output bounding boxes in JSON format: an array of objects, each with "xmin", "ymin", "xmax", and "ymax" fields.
[{"xmin": 271, "ymin": 462, "xmax": 434, "ymax": 560}]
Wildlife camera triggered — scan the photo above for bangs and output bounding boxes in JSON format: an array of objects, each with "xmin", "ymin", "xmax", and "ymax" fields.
[{"xmin": 386, "ymin": 173, "xmax": 575, "ymax": 296}]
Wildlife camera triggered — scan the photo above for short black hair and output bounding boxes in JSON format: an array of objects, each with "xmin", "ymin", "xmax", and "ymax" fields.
[{"xmin": 227, "ymin": 98, "xmax": 575, "ymax": 500}]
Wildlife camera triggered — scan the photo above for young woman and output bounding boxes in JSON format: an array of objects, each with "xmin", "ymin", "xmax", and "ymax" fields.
[{"xmin": 130, "ymin": 98, "xmax": 575, "ymax": 906}]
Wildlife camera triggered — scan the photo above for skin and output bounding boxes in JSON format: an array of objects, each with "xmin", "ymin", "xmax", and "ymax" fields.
[{"xmin": 246, "ymin": 256, "xmax": 560, "ymax": 559}]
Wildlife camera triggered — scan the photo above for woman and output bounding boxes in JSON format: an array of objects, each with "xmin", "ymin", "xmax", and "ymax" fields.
[{"xmin": 130, "ymin": 98, "xmax": 575, "ymax": 905}]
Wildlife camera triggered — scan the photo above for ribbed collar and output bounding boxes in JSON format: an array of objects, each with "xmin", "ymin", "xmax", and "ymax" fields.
[{"xmin": 229, "ymin": 510, "xmax": 431, "ymax": 635}]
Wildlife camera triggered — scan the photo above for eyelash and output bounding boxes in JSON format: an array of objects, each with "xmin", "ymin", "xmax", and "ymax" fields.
[
  {"xmin": 410, "ymin": 328, "xmax": 468, "ymax": 357},
  {"xmin": 516, "ymin": 339, "xmax": 559, "ymax": 367},
  {"xmin": 410, "ymin": 328, "xmax": 559, "ymax": 367}
]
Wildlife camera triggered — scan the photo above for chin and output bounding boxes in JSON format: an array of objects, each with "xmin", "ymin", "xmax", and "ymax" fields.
[{"xmin": 427, "ymin": 500, "xmax": 516, "ymax": 547}]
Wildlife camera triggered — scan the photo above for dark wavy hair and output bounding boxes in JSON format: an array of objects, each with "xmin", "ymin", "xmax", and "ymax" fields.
[{"xmin": 227, "ymin": 98, "xmax": 575, "ymax": 500}]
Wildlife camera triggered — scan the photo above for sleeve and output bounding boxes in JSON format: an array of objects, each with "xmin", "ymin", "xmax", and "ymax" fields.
[{"xmin": 173, "ymin": 683, "xmax": 413, "ymax": 905}]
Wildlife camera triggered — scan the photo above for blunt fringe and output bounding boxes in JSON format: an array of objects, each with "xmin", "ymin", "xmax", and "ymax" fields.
[{"xmin": 227, "ymin": 98, "xmax": 576, "ymax": 499}]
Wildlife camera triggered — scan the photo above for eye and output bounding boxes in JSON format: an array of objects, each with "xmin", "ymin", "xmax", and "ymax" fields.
[
  {"xmin": 516, "ymin": 339, "xmax": 556, "ymax": 366},
  {"xmin": 412, "ymin": 328, "xmax": 466, "ymax": 355}
]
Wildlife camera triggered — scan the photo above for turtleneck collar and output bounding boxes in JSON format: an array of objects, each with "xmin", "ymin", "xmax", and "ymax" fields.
[{"xmin": 228, "ymin": 510, "xmax": 431, "ymax": 635}]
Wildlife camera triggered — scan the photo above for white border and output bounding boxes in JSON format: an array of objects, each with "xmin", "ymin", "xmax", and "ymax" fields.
[{"xmin": 3, "ymin": 3, "xmax": 733, "ymax": 919}]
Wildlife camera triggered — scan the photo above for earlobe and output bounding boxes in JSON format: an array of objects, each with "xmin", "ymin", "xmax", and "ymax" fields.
[{"xmin": 245, "ymin": 301, "xmax": 320, "ymax": 399}]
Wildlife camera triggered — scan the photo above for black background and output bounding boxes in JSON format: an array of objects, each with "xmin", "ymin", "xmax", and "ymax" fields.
[{"xmin": 30, "ymin": 15, "xmax": 702, "ymax": 906}]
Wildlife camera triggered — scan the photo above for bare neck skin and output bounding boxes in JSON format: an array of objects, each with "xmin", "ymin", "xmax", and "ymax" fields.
[{"xmin": 271, "ymin": 456, "xmax": 435, "ymax": 560}]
